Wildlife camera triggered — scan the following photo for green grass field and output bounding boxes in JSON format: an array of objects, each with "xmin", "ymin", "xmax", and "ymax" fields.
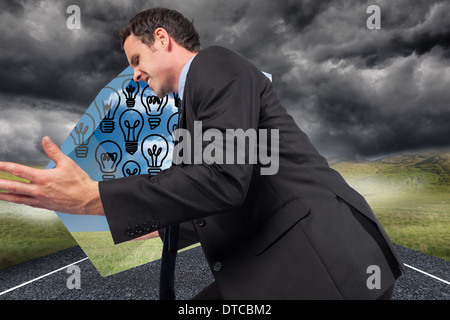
[
  {"xmin": 0, "ymin": 150, "xmax": 449, "ymax": 272},
  {"xmin": 332, "ymin": 149, "xmax": 450, "ymax": 261},
  {"xmin": 345, "ymin": 180, "xmax": 449, "ymax": 261},
  {"xmin": 0, "ymin": 202, "xmax": 77, "ymax": 269},
  {"xmin": 70, "ymin": 231, "xmax": 164, "ymax": 277},
  {"xmin": 0, "ymin": 165, "xmax": 78, "ymax": 269}
]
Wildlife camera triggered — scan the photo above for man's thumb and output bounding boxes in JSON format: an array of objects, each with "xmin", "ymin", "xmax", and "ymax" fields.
[{"xmin": 42, "ymin": 136, "xmax": 64, "ymax": 164}]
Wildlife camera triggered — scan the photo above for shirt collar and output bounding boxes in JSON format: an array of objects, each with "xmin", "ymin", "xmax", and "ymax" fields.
[{"xmin": 178, "ymin": 55, "xmax": 195, "ymax": 102}]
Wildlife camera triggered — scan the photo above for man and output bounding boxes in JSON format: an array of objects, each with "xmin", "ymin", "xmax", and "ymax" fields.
[{"xmin": 0, "ymin": 8, "xmax": 404, "ymax": 299}]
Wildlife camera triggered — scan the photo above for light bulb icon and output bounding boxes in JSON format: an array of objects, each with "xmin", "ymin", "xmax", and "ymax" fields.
[
  {"xmin": 122, "ymin": 160, "xmax": 141, "ymax": 177},
  {"xmin": 141, "ymin": 134, "xmax": 169, "ymax": 175},
  {"xmin": 94, "ymin": 86, "xmax": 121, "ymax": 133},
  {"xmin": 119, "ymin": 109, "xmax": 144, "ymax": 155},
  {"xmin": 95, "ymin": 140, "xmax": 122, "ymax": 181},
  {"xmin": 167, "ymin": 112, "xmax": 179, "ymax": 142},
  {"xmin": 141, "ymin": 85, "xmax": 168, "ymax": 129},
  {"xmin": 122, "ymin": 78, "xmax": 140, "ymax": 108},
  {"xmin": 70, "ymin": 112, "xmax": 95, "ymax": 158}
]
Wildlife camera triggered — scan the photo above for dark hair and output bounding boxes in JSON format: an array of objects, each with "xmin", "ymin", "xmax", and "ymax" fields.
[{"xmin": 119, "ymin": 8, "xmax": 200, "ymax": 52}]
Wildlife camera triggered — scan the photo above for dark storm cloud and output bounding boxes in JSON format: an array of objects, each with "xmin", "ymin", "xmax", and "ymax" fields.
[
  {"xmin": 0, "ymin": 95, "xmax": 80, "ymax": 161},
  {"xmin": 304, "ymin": 1, "xmax": 450, "ymax": 67},
  {"xmin": 1, "ymin": 0, "xmax": 450, "ymax": 161},
  {"xmin": 0, "ymin": 0, "xmax": 132, "ymax": 109},
  {"xmin": 297, "ymin": 1, "xmax": 450, "ymax": 157}
]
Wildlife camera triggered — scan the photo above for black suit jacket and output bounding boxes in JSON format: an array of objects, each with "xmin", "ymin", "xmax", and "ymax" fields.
[{"xmin": 99, "ymin": 46, "xmax": 404, "ymax": 299}]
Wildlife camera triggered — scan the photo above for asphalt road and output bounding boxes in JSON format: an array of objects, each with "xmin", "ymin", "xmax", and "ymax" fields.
[{"xmin": 0, "ymin": 244, "xmax": 448, "ymax": 300}]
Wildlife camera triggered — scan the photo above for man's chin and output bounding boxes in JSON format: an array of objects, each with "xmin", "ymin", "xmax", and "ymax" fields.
[{"xmin": 154, "ymin": 90, "xmax": 171, "ymax": 99}]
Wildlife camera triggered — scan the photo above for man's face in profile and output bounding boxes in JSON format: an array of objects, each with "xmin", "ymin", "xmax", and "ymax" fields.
[{"xmin": 124, "ymin": 32, "xmax": 175, "ymax": 98}]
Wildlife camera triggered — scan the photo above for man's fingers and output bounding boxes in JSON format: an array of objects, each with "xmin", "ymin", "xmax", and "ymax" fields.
[
  {"xmin": 0, "ymin": 161, "xmax": 38, "ymax": 182},
  {"xmin": 0, "ymin": 179, "xmax": 36, "ymax": 196},
  {"xmin": 0, "ymin": 191, "xmax": 43, "ymax": 209},
  {"xmin": 42, "ymin": 136, "xmax": 65, "ymax": 165}
]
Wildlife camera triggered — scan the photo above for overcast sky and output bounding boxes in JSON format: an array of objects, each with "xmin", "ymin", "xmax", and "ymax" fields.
[{"xmin": 1, "ymin": 0, "xmax": 450, "ymax": 161}]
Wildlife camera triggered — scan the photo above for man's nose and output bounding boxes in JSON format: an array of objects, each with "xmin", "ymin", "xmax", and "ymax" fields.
[{"xmin": 133, "ymin": 70, "xmax": 142, "ymax": 82}]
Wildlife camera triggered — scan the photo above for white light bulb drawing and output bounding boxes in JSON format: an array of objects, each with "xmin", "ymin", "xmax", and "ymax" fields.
[
  {"xmin": 119, "ymin": 109, "xmax": 144, "ymax": 155},
  {"xmin": 122, "ymin": 78, "xmax": 140, "ymax": 108},
  {"xmin": 95, "ymin": 140, "xmax": 122, "ymax": 181},
  {"xmin": 141, "ymin": 85, "xmax": 168, "ymax": 129},
  {"xmin": 94, "ymin": 87, "xmax": 121, "ymax": 133},
  {"xmin": 70, "ymin": 112, "xmax": 95, "ymax": 158},
  {"xmin": 122, "ymin": 160, "xmax": 141, "ymax": 177},
  {"xmin": 141, "ymin": 134, "xmax": 169, "ymax": 175}
]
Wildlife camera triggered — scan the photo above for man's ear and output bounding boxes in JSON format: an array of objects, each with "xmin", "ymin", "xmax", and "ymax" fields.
[{"xmin": 154, "ymin": 27, "xmax": 170, "ymax": 50}]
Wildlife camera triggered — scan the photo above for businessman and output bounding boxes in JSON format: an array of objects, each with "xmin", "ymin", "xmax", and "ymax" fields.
[{"xmin": 0, "ymin": 8, "xmax": 404, "ymax": 299}]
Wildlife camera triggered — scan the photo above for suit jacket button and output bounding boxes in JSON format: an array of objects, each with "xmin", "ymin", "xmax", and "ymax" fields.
[
  {"xmin": 213, "ymin": 262, "xmax": 222, "ymax": 272},
  {"xmin": 151, "ymin": 219, "xmax": 159, "ymax": 228},
  {"xmin": 126, "ymin": 227, "xmax": 134, "ymax": 236},
  {"xmin": 195, "ymin": 218, "xmax": 205, "ymax": 227},
  {"xmin": 134, "ymin": 225, "xmax": 143, "ymax": 234}
]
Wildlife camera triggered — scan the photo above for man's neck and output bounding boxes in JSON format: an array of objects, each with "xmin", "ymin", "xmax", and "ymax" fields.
[{"xmin": 173, "ymin": 50, "xmax": 198, "ymax": 93}]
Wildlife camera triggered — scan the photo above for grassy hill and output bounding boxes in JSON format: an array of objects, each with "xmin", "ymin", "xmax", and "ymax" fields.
[
  {"xmin": 331, "ymin": 149, "xmax": 450, "ymax": 261},
  {"xmin": 332, "ymin": 149, "xmax": 450, "ymax": 191}
]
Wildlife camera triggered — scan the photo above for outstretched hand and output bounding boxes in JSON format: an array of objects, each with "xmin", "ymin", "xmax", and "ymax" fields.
[{"xmin": 0, "ymin": 136, "xmax": 104, "ymax": 216}]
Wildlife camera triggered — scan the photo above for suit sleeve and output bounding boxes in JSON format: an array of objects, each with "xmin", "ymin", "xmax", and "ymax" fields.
[{"xmin": 99, "ymin": 50, "xmax": 264, "ymax": 244}]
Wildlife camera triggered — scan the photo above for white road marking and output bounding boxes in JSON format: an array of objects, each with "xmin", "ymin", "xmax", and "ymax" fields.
[
  {"xmin": 0, "ymin": 257, "xmax": 89, "ymax": 296},
  {"xmin": 1, "ymin": 258, "xmax": 448, "ymax": 297},
  {"xmin": 404, "ymin": 263, "xmax": 450, "ymax": 285}
]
